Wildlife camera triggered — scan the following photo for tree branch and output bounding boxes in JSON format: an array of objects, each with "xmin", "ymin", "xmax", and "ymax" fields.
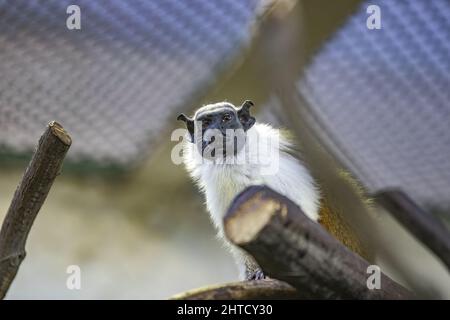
[
  {"xmin": 0, "ymin": 121, "xmax": 71, "ymax": 299},
  {"xmin": 375, "ymin": 189, "xmax": 450, "ymax": 271},
  {"xmin": 224, "ymin": 186, "xmax": 415, "ymax": 299},
  {"xmin": 171, "ymin": 279, "xmax": 300, "ymax": 300}
]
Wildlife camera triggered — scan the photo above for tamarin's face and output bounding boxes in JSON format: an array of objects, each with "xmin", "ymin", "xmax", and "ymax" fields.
[{"xmin": 177, "ymin": 100, "xmax": 255, "ymax": 159}]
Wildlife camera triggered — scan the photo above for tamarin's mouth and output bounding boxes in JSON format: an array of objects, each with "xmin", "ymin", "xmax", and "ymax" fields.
[
  {"xmin": 201, "ymin": 136, "xmax": 216, "ymax": 153},
  {"xmin": 201, "ymin": 135, "xmax": 243, "ymax": 160},
  {"xmin": 199, "ymin": 128, "xmax": 248, "ymax": 161}
]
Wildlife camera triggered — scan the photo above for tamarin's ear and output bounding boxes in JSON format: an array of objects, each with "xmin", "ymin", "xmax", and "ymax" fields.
[
  {"xmin": 177, "ymin": 113, "xmax": 195, "ymax": 140},
  {"xmin": 238, "ymin": 100, "xmax": 256, "ymax": 131}
]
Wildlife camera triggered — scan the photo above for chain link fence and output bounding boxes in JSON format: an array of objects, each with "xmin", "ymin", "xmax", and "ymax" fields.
[
  {"xmin": 297, "ymin": 0, "xmax": 450, "ymax": 214},
  {"xmin": 0, "ymin": 0, "xmax": 268, "ymax": 171}
]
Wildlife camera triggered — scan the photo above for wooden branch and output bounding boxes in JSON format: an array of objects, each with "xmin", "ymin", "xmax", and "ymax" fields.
[
  {"xmin": 224, "ymin": 186, "xmax": 415, "ymax": 299},
  {"xmin": 171, "ymin": 279, "xmax": 300, "ymax": 300},
  {"xmin": 0, "ymin": 121, "xmax": 71, "ymax": 299},
  {"xmin": 375, "ymin": 189, "xmax": 450, "ymax": 270}
]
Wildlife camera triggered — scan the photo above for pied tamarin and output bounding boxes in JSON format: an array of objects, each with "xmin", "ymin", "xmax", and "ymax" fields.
[{"xmin": 177, "ymin": 100, "xmax": 367, "ymax": 280}]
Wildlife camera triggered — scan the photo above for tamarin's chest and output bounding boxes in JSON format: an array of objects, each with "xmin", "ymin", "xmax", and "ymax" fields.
[
  {"xmin": 200, "ymin": 160, "xmax": 368, "ymax": 260},
  {"xmin": 203, "ymin": 168, "xmax": 252, "ymax": 232}
]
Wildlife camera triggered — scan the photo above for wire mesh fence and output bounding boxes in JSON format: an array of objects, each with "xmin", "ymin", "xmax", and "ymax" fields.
[
  {"xmin": 296, "ymin": 0, "xmax": 450, "ymax": 213},
  {"xmin": 0, "ymin": 0, "xmax": 267, "ymax": 171},
  {"xmin": 1, "ymin": 0, "xmax": 449, "ymax": 213}
]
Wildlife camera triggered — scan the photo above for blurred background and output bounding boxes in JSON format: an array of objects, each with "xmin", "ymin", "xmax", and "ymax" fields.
[{"xmin": 0, "ymin": 0, "xmax": 449, "ymax": 299}]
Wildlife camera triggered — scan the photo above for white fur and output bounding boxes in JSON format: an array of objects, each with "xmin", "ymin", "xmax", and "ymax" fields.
[{"xmin": 182, "ymin": 120, "xmax": 320, "ymax": 278}]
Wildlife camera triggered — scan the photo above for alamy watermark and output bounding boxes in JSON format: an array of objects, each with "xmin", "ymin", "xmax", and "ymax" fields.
[
  {"xmin": 366, "ymin": 265, "xmax": 381, "ymax": 290},
  {"xmin": 66, "ymin": 5, "xmax": 81, "ymax": 30},
  {"xmin": 66, "ymin": 265, "xmax": 81, "ymax": 290},
  {"xmin": 366, "ymin": 4, "xmax": 382, "ymax": 30},
  {"xmin": 171, "ymin": 125, "xmax": 280, "ymax": 175}
]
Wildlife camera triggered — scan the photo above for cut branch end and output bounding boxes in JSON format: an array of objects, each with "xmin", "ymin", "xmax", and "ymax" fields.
[{"xmin": 49, "ymin": 121, "xmax": 72, "ymax": 146}]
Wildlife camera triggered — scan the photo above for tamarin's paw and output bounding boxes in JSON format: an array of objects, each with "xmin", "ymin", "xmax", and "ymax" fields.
[{"xmin": 246, "ymin": 269, "xmax": 266, "ymax": 281}]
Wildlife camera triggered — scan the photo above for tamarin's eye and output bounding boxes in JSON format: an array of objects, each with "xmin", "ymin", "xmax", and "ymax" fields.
[{"xmin": 222, "ymin": 113, "xmax": 232, "ymax": 122}]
